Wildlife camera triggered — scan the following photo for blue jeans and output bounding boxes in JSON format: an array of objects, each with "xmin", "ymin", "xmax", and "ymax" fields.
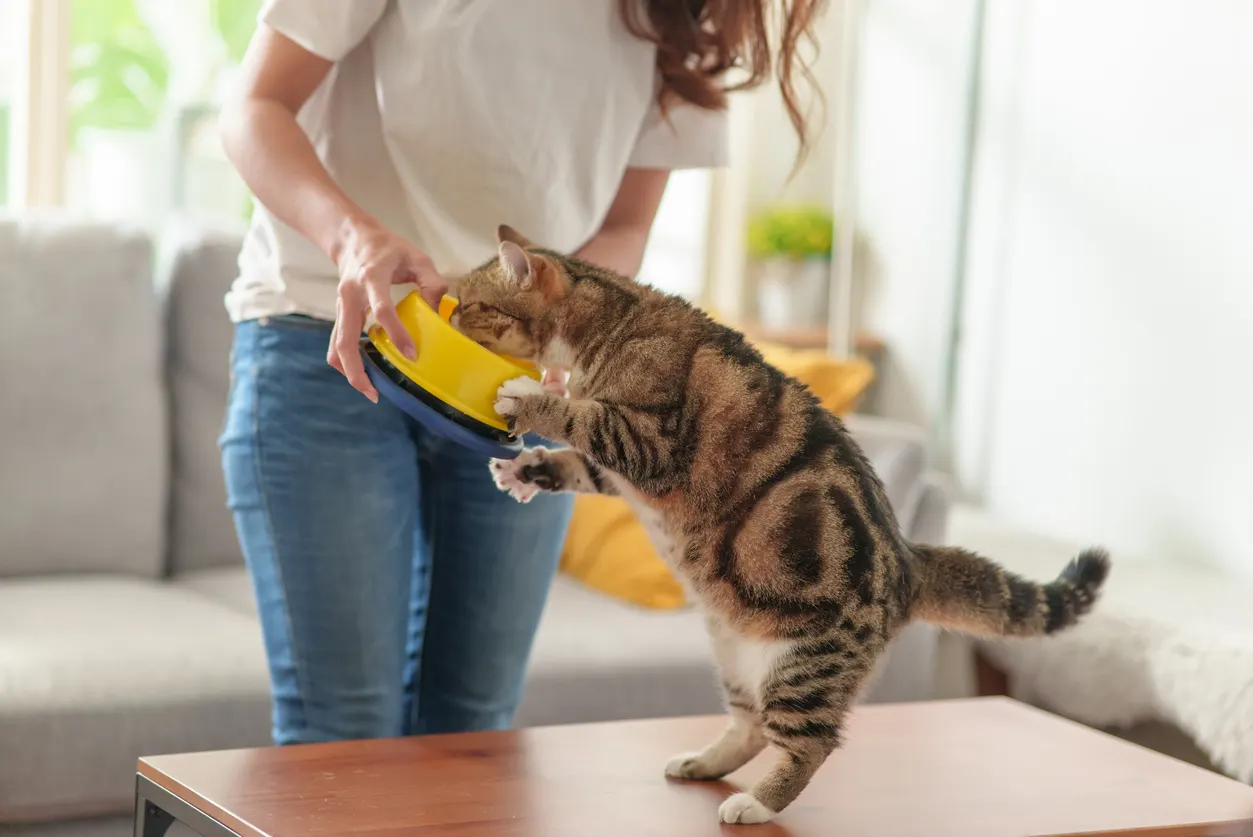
[{"xmin": 219, "ymin": 315, "xmax": 572, "ymax": 744}]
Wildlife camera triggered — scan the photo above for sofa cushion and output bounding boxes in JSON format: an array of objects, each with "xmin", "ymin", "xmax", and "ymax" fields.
[
  {"xmin": 909, "ymin": 478, "xmax": 951, "ymax": 547},
  {"xmin": 0, "ymin": 217, "xmax": 166, "ymax": 578},
  {"xmin": 161, "ymin": 227, "xmax": 248, "ymax": 574},
  {"xmin": 518, "ymin": 577, "xmax": 940, "ymax": 725},
  {"xmin": 841, "ymin": 413, "xmax": 929, "ymax": 526},
  {"xmin": 178, "ymin": 566, "xmax": 724, "ymax": 728},
  {"xmin": 516, "ymin": 576, "xmax": 722, "ymax": 726},
  {"xmin": 179, "ymin": 565, "xmax": 725, "ymax": 727},
  {"xmin": 0, "ymin": 577, "xmax": 271, "ymax": 822},
  {"xmin": 176, "ymin": 564, "xmax": 257, "ymax": 616},
  {"xmin": 178, "ymin": 567, "xmax": 942, "ymax": 737}
]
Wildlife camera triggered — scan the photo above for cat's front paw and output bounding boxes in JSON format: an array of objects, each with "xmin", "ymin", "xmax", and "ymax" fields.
[
  {"xmin": 488, "ymin": 447, "xmax": 553, "ymax": 503},
  {"xmin": 494, "ymin": 375, "xmax": 546, "ymax": 421},
  {"xmin": 718, "ymin": 792, "xmax": 775, "ymax": 825}
]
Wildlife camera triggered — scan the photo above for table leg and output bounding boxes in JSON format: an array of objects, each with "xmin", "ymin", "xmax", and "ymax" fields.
[
  {"xmin": 974, "ymin": 648, "xmax": 1010, "ymax": 696},
  {"xmin": 134, "ymin": 774, "xmax": 241, "ymax": 837},
  {"xmin": 135, "ymin": 796, "xmax": 174, "ymax": 837}
]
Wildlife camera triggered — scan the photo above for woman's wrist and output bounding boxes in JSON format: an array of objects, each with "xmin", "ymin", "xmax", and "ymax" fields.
[{"xmin": 326, "ymin": 209, "xmax": 384, "ymax": 269}]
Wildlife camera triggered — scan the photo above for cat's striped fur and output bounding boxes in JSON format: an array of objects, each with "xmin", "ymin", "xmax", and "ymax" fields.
[{"xmin": 453, "ymin": 226, "xmax": 1111, "ymax": 825}]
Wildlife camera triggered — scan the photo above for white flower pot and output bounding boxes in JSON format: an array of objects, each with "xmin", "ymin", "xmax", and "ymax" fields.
[
  {"xmin": 755, "ymin": 256, "xmax": 831, "ymax": 330},
  {"xmin": 71, "ymin": 128, "xmax": 167, "ymax": 226}
]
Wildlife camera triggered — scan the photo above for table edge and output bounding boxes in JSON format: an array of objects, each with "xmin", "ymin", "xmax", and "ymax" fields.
[
  {"xmin": 137, "ymin": 766, "xmax": 263, "ymax": 837},
  {"xmin": 133, "ymin": 697, "xmax": 1253, "ymax": 837}
]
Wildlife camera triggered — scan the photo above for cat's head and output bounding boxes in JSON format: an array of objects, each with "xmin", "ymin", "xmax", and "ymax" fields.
[{"xmin": 450, "ymin": 225, "xmax": 567, "ymax": 360}]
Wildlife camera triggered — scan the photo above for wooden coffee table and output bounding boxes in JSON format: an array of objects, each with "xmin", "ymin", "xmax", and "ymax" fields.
[{"xmin": 135, "ymin": 697, "xmax": 1253, "ymax": 837}]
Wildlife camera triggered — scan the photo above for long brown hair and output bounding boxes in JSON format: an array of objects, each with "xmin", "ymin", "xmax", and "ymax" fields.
[{"xmin": 619, "ymin": 0, "xmax": 824, "ymax": 165}]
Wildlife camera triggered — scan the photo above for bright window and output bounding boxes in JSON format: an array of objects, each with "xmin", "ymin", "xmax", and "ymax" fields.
[
  {"xmin": 638, "ymin": 169, "xmax": 712, "ymax": 301},
  {"xmin": 63, "ymin": 0, "xmax": 258, "ymax": 228},
  {"xmin": 0, "ymin": 0, "xmax": 21, "ymax": 207}
]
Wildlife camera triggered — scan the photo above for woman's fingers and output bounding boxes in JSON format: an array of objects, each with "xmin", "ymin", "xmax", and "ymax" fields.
[
  {"xmin": 325, "ymin": 232, "xmax": 441, "ymax": 400},
  {"xmin": 335, "ymin": 280, "xmax": 377, "ymax": 402},
  {"xmin": 366, "ymin": 274, "xmax": 416, "ymax": 360},
  {"xmin": 405, "ymin": 246, "xmax": 448, "ymax": 308},
  {"xmin": 327, "ymin": 297, "xmax": 345, "ymax": 373},
  {"xmin": 418, "ymin": 277, "xmax": 448, "ymax": 309}
]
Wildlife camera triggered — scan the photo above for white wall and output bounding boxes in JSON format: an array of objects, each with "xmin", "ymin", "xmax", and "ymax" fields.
[
  {"xmin": 744, "ymin": 12, "xmax": 841, "ymax": 210},
  {"xmin": 703, "ymin": 0, "xmax": 855, "ymax": 320},
  {"xmin": 847, "ymin": 0, "xmax": 980, "ymax": 427},
  {"xmin": 638, "ymin": 169, "xmax": 712, "ymax": 301},
  {"xmin": 950, "ymin": 1, "xmax": 1253, "ymax": 579}
]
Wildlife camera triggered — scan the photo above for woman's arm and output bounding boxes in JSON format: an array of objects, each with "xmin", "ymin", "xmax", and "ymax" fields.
[
  {"xmin": 575, "ymin": 168, "xmax": 671, "ymax": 277},
  {"xmin": 220, "ymin": 25, "xmax": 443, "ymax": 402},
  {"xmin": 220, "ymin": 25, "xmax": 360, "ymax": 263}
]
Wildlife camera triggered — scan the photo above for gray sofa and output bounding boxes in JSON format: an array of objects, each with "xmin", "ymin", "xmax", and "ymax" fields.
[{"xmin": 0, "ymin": 216, "xmax": 951, "ymax": 837}]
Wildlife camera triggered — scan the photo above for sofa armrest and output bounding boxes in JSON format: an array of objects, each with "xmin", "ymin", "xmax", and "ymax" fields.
[
  {"xmin": 160, "ymin": 225, "xmax": 248, "ymax": 576},
  {"xmin": 842, "ymin": 413, "xmax": 950, "ymax": 545}
]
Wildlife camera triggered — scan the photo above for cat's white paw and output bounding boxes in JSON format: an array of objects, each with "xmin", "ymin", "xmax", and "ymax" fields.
[
  {"xmin": 664, "ymin": 752, "xmax": 718, "ymax": 780},
  {"xmin": 488, "ymin": 448, "xmax": 549, "ymax": 504},
  {"xmin": 494, "ymin": 375, "xmax": 546, "ymax": 419},
  {"xmin": 718, "ymin": 793, "xmax": 775, "ymax": 825}
]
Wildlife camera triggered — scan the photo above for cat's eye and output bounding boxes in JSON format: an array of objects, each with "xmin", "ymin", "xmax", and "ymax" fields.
[{"xmin": 463, "ymin": 301, "xmax": 523, "ymax": 322}]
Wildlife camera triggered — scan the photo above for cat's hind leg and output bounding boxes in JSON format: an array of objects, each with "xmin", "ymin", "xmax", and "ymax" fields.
[
  {"xmin": 665, "ymin": 622, "xmax": 768, "ymax": 782},
  {"xmin": 718, "ymin": 651, "xmax": 874, "ymax": 824},
  {"xmin": 665, "ymin": 693, "xmax": 764, "ymax": 781},
  {"xmin": 489, "ymin": 447, "xmax": 617, "ymax": 503}
]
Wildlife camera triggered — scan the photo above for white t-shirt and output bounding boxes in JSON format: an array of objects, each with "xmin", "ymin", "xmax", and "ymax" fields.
[{"xmin": 225, "ymin": 0, "xmax": 730, "ymax": 323}]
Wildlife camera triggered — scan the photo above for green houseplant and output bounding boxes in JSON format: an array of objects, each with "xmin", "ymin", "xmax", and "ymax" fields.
[
  {"xmin": 746, "ymin": 204, "xmax": 835, "ymax": 329},
  {"xmin": 64, "ymin": 0, "xmax": 261, "ymax": 224},
  {"xmin": 69, "ymin": 0, "xmax": 170, "ymax": 143},
  {"xmin": 66, "ymin": 0, "xmax": 169, "ymax": 220}
]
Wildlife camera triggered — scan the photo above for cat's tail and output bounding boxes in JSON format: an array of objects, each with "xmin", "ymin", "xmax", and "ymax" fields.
[{"xmin": 907, "ymin": 544, "xmax": 1110, "ymax": 637}]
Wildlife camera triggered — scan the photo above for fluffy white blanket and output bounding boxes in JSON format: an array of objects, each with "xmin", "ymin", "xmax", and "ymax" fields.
[{"xmin": 949, "ymin": 507, "xmax": 1253, "ymax": 784}]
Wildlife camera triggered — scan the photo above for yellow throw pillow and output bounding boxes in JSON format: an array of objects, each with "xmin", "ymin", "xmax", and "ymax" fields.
[
  {"xmin": 558, "ymin": 337, "xmax": 874, "ymax": 609},
  {"xmin": 757, "ymin": 342, "xmax": 875, "ymax": 417},
  {"xmin": 561, "ymin": 493, "xmax": 689, "ymax": 609}
]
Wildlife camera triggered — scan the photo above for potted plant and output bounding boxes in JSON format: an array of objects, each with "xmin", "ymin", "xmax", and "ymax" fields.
[{"xmin": 746, "ymin": 204, "xmax": 835, "ymax": 329}]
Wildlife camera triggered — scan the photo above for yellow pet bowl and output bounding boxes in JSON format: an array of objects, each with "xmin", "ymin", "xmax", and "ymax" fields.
[{"xmin": 360, "ymin": 292, "xmax": 540, "ymax": 459}]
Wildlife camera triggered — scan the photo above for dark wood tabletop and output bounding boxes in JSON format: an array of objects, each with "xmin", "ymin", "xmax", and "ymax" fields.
[{"xmin": 137, "ymin": 697, "xmax": 1253, "ymax": 837}]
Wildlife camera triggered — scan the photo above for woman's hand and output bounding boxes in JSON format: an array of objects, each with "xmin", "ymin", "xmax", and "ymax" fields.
[
  {"xmin": 328, "ymin": 218, "xmax": 447, "ymax": 402},
  {"xmin": 219, "ymin": 25, "xmax": 446, "ymax": 403}
]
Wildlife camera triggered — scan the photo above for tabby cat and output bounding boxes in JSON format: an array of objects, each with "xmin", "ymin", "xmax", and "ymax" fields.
[{"xmin": 451, "ymin": 225, "xmax": 1111, "ymax": 825}]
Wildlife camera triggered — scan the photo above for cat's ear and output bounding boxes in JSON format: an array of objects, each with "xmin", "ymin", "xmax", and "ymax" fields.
[
  {"xmin": 499, "ymin": 241, "xmax": 565, "ymax": 300},
  {"xmin": 497, "ymin": 224, "xmax": 534, "ymax": 249},
  {"xmin": 498, "ymin": 241, "xmax": 534, "ymax": 287}
]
